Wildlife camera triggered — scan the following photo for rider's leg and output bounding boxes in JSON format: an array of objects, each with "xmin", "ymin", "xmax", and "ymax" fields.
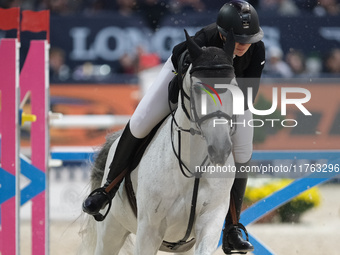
[
  {"xmin": 83, "ymin": 57, "xmax": 176, "ymax": 217},
  {"xmin": 222, "ymin": 109, "xmax": 254, "ymax": 254}
]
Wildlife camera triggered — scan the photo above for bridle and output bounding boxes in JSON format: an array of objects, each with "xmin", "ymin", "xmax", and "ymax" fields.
[
  {"xmin": 168, "ymin": 51, "xmax": 236, "ymax": 178},
  {"xmin": 189, "ymin": 78, "xmax": 236, "ymax": 134},
  {"xmin": 178, "ymin": 64, "xmax": 235, "ymax": 131}
]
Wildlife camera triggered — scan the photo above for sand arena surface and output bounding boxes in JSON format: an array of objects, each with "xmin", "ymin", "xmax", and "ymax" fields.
[{"xmin": 20, "ymin": 184, "xmax": 340, "ymax": 255}]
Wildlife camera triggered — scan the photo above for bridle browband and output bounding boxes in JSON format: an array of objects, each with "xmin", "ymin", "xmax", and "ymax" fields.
[{"xmin": 190, "ymin": 64, "xmax": 232, "ymax": 73}]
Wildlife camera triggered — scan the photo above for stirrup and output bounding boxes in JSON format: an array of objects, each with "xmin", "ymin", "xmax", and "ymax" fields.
[
  {"xmin": 86, "ymin": 187, "xmax": 112, "ymax": 222},
  {"xmin": 225, "ymin": 251, "xmax": 247, "ymax": 255},
  {"xmin": 224, "ymin": 223, "xmax": 250, "ymax": 242},
  {"xmin": 223, "ymin": 223, "xmax": 251, "ymax": 255},
  {"xmin": 235, "ymin": 223, "xmax": 250, "ymax": 242}
]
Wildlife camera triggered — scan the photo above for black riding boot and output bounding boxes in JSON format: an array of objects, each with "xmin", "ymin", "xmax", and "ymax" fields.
[
  {"xmin": 82, "ymin": 122, "xmax": 143, "ymax": 221},
  {"xmin": 222, "ymin": 162, "xmax": 254, "ymax": 254}
]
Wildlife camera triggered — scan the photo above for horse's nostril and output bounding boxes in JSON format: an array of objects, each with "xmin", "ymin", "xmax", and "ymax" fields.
[
  {"xmin": 207, "ymin": 145, "xmax": 216, "ymax": 156},
  {"xmin": 208, "ymin": 145, "xmax": 224, "ymax": 164}
]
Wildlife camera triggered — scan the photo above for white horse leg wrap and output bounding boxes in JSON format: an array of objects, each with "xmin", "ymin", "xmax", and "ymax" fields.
[
  {"xmin": 232, "ymin": 109, "xmax": 253, "ymax": 164},
  {"xmin": 130, "ymin": 57, "xmax": 176, "ymax": 139}
]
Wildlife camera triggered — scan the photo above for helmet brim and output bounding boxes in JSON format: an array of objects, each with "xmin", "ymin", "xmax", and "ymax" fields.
[{"xmin": 218, "ymin": 26, "xmax": 264, "ymax": 44}]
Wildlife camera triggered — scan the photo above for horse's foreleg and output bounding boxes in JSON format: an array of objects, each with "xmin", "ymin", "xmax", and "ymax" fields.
[
  {"xmin": 193, "ymin": 207, "xmax": 228, "ymax": 255},
  {"xmin": 94, "ymin": 214, "xmax": 130, "ymax": 255},
  {"xmin": 134, "ymin": 218, "xmax": 167, "ymax": 255}
]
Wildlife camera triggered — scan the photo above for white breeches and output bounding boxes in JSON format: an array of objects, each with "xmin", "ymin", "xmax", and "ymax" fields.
[
  {"xmin": 129, "ymin": 56, "xmax": 253, "ymax": 164},
  {"xmin": 231, "ymin": 110, "xmax": 253, "ymax": 164},
  {"xmin": 130, "ymin": 57, "xmax": 175, "ymax": 139}
]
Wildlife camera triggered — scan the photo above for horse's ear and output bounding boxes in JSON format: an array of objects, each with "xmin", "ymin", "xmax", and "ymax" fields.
[
  {"xmin": 223, "ymin": 29, "xmax": 235, "ymax": 62},
  {"xmin": 184, "ymin": 29, "xmax": 202, "ymax": 60}
]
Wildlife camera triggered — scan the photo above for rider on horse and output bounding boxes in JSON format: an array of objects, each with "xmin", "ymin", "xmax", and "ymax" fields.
[{"xmin": 83, "ymin": 1, "xmax": 265, "ymax": 254}]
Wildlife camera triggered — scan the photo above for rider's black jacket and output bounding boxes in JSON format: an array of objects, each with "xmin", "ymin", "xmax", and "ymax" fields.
[{"xmin": 171, "ymin": 23, "xmax": 266, "ymax": 109}]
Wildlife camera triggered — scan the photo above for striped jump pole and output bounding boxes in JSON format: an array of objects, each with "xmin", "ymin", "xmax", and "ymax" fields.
[{"xmin": 20, "ymin": 10, "xmax": 50, "ymax": 255}]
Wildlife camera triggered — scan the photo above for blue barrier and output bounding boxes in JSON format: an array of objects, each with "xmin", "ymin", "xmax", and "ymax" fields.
[{"xmin": 51, "ymin": 151, "xmax": 94, "ymax": 162}]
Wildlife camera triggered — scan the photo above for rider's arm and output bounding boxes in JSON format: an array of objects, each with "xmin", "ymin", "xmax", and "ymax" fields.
[{"xmin": 235, "ymin": 41, "xmax": 266, "ymax": 108}]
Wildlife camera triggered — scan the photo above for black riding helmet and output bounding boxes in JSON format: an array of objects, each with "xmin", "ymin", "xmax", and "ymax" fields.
[{"xmin": 217, "ymin": 0, "xmax": 264, "ymax": 44}]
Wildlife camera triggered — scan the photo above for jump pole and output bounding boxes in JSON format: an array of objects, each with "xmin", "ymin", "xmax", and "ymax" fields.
[
  {"xmin": 0, "ymin": 8, "xmax": 21, "ymax": 255},
  {"xmin": 20, "ymin": 10, "xmax": 50, "ymax": 255}
]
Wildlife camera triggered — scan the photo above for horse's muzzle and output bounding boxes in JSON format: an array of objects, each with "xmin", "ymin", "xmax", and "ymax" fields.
[{"xmin": 207, "ymin": 144, "xmax": 231, "ymax": 165}]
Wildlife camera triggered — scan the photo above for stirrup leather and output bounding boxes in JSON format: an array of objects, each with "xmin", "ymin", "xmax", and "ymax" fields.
[{"xmin": 87, "ymin": 187, "xmax": 113, "ymax": 222}]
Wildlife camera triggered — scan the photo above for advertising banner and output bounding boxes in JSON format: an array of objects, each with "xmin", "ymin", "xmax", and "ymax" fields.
[{"xmin": 44, "ymin": 14, "xmax": 340, "ymax": 70}]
